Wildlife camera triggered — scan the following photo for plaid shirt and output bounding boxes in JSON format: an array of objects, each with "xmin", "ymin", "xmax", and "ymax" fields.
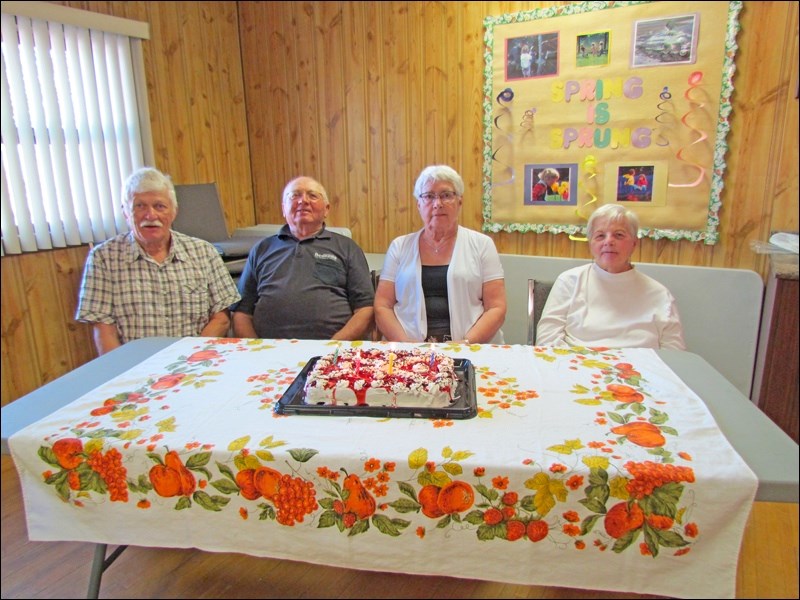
[{"xmin": 76, "ymin": 231, "xmax": 240, "ymax": 343}]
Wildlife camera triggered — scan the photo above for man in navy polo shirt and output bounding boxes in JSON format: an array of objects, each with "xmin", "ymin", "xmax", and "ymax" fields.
[{"xmin": 232, "ymin": 176, "xmax": 374, "ymax": 340}]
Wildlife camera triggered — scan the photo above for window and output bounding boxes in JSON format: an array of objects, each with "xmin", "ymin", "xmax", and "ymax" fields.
[{"xmin": 1, "ymin": 2, "xmax": 153, "ymax": 255}]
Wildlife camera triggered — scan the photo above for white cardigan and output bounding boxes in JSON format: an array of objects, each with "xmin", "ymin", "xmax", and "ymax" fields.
[{"xmin": 380, "ymin": 226, "xmax": 505, "ymax": 343}]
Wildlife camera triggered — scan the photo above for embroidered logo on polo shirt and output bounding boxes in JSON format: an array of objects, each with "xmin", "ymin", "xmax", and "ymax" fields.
[{"xmin": 314, "ymin": 252, "xmax": 340, "ymax": 263}]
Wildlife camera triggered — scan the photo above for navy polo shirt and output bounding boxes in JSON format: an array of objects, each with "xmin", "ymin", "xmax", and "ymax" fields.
[{"xmin": 234, "ymin": 225, "xmax": 374, "ymax": 339}]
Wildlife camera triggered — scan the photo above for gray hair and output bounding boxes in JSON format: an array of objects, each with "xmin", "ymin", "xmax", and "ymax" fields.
[
  {"xmin": 538, "ymin": 167, "xmax": 560, "ymax": 180},
  {"xmin": 413, "ymin": 165, "xmax": 464, "ymax": 198},
  {"xmin": 122, "ymin": 167, "xmax": 177, "ymax": 211},
  {"xmin": 586, "ymin": 204, "xmax": 640, "ymax": 239},
  {"xmin": 282, "ymin": 176, "xmax": 330, "ymax": 206}
]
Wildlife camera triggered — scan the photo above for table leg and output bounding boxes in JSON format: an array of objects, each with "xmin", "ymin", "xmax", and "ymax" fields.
[{"xmin": 86, "ymin": 543, "xmax": 128, "ymax": 599}]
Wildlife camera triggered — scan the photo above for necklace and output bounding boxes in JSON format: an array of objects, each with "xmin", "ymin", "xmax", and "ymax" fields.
[{"xmin": 422, "ymin": 233, "xmax": 455, "ymax": 254}]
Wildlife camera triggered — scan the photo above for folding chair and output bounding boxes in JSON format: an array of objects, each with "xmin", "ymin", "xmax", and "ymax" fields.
[{"xmin": 527, "ymin": 279, "xmax": 554, "ymax": 345}]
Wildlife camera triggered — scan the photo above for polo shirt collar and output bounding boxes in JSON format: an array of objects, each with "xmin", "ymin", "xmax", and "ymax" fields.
[{"xmin": 278, "ymin": 223, "xmax": 332, "ymax": 241}]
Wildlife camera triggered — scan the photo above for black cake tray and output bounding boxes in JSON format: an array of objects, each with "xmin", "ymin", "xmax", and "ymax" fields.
[{"xmin": 274, "ymin": 356, "xmax": 477, "ymax": 420}]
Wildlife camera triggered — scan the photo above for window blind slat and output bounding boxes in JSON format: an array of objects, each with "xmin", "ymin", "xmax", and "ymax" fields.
[
  {"xmin": 1, "ymin": 52, "xmax": 37, "ymax": 253},
  {"xmin": 1, "ymin": 165, "xmax": 23, "ymax": 255},
  {"xmin": 35, "ymin": 18, "xmax": 79, "ymax": 246},
  {"xmin": 3, "ymin": 14, "xmax": 53, "ymax": 250},
  {"xmin": 64, "ymin": 25, "xmax": 106, "ymax": 243},
  {"xmin": 51, "ymin": 23, "xmax": 93, "ymax": 243}
]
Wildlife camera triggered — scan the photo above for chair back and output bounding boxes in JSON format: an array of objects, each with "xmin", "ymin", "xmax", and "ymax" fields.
[
  {"xmin": 370, "ymin": 270, "xmax": 381, "ymax": 341},
  {"xmin": 527, "ymin": 279, "xmax": 554, "ymax": 345}
]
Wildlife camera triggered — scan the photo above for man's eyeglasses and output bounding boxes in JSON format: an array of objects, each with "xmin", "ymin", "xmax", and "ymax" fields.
[
  {"xmin": 285, "ymin": 190, "xmax": 324, "ymax": 203},
  {"xmin": 418, "ymin": 191, "xmax": 459, "ymax": 204}
]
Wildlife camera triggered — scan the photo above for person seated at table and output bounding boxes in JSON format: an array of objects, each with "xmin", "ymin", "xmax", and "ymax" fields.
[
  {"xmin": 536, "ymin": 204, "xmax": 686, "ymax": 350},
  {"xmin": 76, "ymin": 167, "xmax": 241, "ymax": 355},
  {"xmin": 374, "ymin": 165, "xmax": 506, "ymax": 344},
  {"xmin": 232, "ymin": 176, "xmax": 374, "ymax": 340}
]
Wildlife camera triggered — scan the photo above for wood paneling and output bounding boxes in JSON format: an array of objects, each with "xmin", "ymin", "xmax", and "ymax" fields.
[{"xmin": 2, "ymin": 1, "xmax": 798, "ymax": 407}]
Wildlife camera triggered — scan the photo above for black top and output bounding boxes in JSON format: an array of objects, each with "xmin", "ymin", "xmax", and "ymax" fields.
[{"xmin": 422, "ymin": 264, "xmax": 450, "ymax": 340}]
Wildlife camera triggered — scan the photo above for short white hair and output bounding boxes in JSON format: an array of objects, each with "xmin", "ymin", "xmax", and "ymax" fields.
[
  {"xmin": 587, "ymin": 204, "xmax": 639, "ymax": 239},
  {"xmin": 413, "ymin": 165, "xmax": 464, "ymax": 198},
  {"xmin": 122, "ymin": 167, "xmax": 177, "ymax": 211}
]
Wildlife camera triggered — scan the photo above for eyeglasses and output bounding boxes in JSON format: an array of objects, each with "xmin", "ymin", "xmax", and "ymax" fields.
[
  {"xmin": 285, "ymin": 190, "xmax": 324, "ymax": 203},
  {"xmin": 418, "ymin": 191, "xmax": 459, "ymax": 204}
]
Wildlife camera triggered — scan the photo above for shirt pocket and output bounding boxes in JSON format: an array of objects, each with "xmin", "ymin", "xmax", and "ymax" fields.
[
  {"xmin": 313, "ymin": 260, "xmax": 346, "ymax": 287},
  {"xmin": 179, "ymin": 282, "xmax": 210, "ymax": 320}
]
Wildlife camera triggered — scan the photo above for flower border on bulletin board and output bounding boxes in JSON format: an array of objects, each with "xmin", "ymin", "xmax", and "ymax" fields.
[{"xmin": 481, "ymin": 1, "xmax": 742, "ymax": 244}]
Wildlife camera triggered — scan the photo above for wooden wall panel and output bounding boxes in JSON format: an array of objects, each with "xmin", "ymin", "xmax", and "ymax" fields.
[
  {"xmin": 239, "ymin": 0, "xmax": 798, "ymax": 268},
  {"xmin": 2, "ymin": 1, "xmax": 797, "ymax": 407}
]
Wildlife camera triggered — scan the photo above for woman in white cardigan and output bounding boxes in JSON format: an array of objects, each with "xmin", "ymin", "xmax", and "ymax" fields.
[
  {"xmin": 374, "ymin": 165, "xmax": 506, "ymax": 344},
  {"xmin": 537, "ymin": 204, "xmax": 686, "ymax": 350}
]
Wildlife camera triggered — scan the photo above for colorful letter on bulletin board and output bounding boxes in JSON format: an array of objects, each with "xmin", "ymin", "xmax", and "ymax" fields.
[{"xmin": 482, "ymin": 0, "xmax": 742, "ymax": 244}]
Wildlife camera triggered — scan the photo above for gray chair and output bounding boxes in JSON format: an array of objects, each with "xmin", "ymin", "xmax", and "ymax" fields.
[
  {"xmin": 527, "ymin": 279, "xmax": 554, "ymax": 345},
  {"xmin": 370, "ymin": 270, "xmax": 381, "ymax": 341}
]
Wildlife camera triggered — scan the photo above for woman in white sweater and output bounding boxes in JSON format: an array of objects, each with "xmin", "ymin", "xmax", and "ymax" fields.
[
  {"xmin": 374, "ymin": 165, "xmax": 506, "ymax": 344},
  {"xmin": 536, "ymin": 204, "xmax": 686, "ymax": 350}
]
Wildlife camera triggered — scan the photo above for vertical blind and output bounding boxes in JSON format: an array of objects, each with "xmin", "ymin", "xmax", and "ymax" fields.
[{"xmin": 1, "ymin": 10, "xmax": 149, "ymax": 255}]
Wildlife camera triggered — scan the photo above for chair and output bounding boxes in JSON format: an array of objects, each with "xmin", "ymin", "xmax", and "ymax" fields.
[
  {"xmin": 527, "ymin": 279, "xmax": 554, "ymax": 345},
  {"xmin": 370, "ymin": 270, "xmax": 381, "ymax": 341}
]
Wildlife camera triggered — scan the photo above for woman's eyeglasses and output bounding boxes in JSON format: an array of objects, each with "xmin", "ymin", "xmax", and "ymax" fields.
[{"xmin": 418, "ymin": 191, "xmax": 458, "ymax": 204}]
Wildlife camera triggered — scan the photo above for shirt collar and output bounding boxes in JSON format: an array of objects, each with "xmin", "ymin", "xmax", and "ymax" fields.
[
  {"xmin": 278, "ymin": 223, "xmax": 332, "ymax": 241},
  {"xmin": 123, "ymin": 230, "xmax": 184, "ymax": 263}
]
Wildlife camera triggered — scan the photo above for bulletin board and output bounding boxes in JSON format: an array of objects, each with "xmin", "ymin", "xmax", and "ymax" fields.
[{"xmin": 482, "ymin": 1, "xmax": 742, "ymax": 243}]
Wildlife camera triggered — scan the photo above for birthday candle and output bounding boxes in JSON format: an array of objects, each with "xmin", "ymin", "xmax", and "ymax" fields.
[
  {"xmin": 388, "ymin": 352, "xmax": 395, "ymax": 375},
  {"xmin": 429, "ymin": 343, "xmax": 436, "ymax": 368},
  {"xmin": 332, "ymin": 345, "xmax": 340, "ymax": 364}
]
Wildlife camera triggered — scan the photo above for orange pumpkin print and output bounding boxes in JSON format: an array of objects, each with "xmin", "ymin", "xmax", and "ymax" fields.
[
  {"xmin": 418, "ymin": 484, "xmax": 444, "ymax": 518},
  {"xmin": 606, "ymin": 383, "xmax": 644, "ymax": 403},
  {"xmin": 436, "ymin": 480, "xmax": 475, "ymax": 514},
  {"xmin": 604, "ymin": 501, "xmax": 644, "ymax": 538},
  {"xmin": 253, "ymin": 466, "xmax": 282, "ymax": 500},
  {"xmin": 186, "ymin": 350, "xmax": 221, "ymax": 363},
  {"xmin": 52, "ymin": 438, "xmax": 84, "ymax": 470},
  {"xmin": 610, "ymin": 422, "xmax": 666, "ymax": 448},
  {"xmin": 149, "ymin": 464, "xmax": 183, "ymax": 497},
  {"xmin": 235, "ymin": 469, "xmax": 261, "ymax": 501},
  {"xmin": 151, "ymin": 373, "xmax": 186, "ymax": 390}
]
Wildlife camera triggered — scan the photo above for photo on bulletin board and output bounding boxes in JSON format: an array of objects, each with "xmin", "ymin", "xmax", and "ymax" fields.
[
  {"xmin": 631, "ymin": 14, "xmax": 700, "ymax": 68},
  {"xmin": 606, "ymin": 160, "xmax": 668, "ymax": 207},
  {"xmin": 481, "ymin": 1, "xmax": 742, "ymax": 244},
  {"xmin": 524, "ymin": 163, "xmax": 577, "ymax": 206},
  {"xmin": 505, "ymin": 32, "xmax": 560, "ymax": 80},
  {"xmin": 576, "ymin": 31, "xmax": 610, "ymax": 67}
]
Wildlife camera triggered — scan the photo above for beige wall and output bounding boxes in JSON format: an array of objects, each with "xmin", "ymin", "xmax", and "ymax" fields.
[{"xmin": 2, "ymin": 1, "xmax": 798, "ymax": 406}]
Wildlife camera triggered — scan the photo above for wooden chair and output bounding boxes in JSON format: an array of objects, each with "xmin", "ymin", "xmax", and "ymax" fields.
[{"xmin": 527, "ymin": 279, "xmax": 554, "ymax": 345}]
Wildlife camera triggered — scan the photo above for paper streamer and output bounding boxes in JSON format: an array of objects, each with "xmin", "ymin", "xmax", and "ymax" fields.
[
  {"xmin": 669, "ymin": 71, "xmax": 708, "ymax": 188},
  {"xmin": 519, "ymin": 107, "xmax": 536, "ymax": 145},
  {"xmin": 520, "ymin": 107, "xmax": 536, "ymax": 130},
  {"xmin": 654, "ymin": 86, "xmax": 673, "ymax": 146},
  {"xmin": 492, "ymin": 88, "xmax": 515, "ymax": 187},
  {"xmin": 569, "ymin": 154, "xmax": 598, "ymax": 242}
]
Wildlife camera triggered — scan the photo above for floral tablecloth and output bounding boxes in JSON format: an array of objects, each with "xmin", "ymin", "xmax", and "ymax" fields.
[{"xmin": 9, "ymin": 338, "xmax": 757, "ymax": 598}]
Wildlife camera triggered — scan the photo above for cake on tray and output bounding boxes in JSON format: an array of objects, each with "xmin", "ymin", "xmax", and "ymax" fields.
[{"xmin": 303, "ymin": 347, "xmax": 458, "ymax": 408}]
